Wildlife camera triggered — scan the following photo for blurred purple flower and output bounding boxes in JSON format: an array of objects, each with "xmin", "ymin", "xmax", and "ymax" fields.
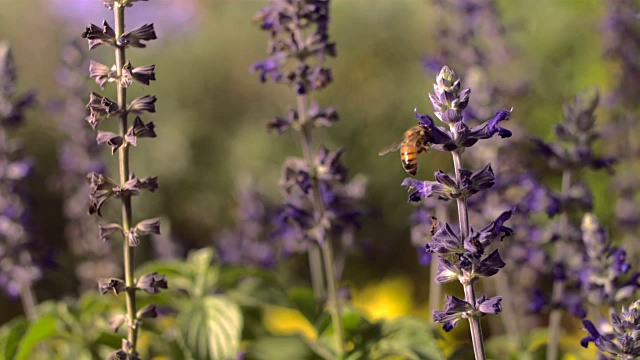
[
  {"xmin": 251, "ymin": 0, "xmax": 336, "ymax": 96},
  {"xmin": 532, "ymin": 90, "xmax": 615, "ymax": 173},
  {"xmin": 579, "ymin": 214, "xmax": 639, "ymax": 308},
  {"xmin": 0, "ymin": 44, "xmax": 40, "ymax": 299},
  {"xmin": 48, "ymin": 0, "xmax": 199, "ymax": 39},
  {"xmin": 214, "ymin": 185, "xmax": 279, "ymax": 269}
]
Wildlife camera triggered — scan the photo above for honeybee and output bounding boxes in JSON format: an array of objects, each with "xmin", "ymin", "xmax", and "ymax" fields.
[{"xmin": 378, "ymin": 125, "xmax": 433, "ymax": 176}]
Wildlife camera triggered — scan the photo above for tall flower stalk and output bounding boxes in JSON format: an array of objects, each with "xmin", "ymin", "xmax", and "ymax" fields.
[
  {"xmin": 252, "ymin": 0, "xmax": 364, "ymax": 355},
  {"xmin": 529, "ymin": 90, "xmax": 615, "ymax": 360},
  {"xmin": 81, "ymin": 0, "xmax": 166, "ymax": 357},
  {"xmin": 401, "ymin": 66, "xmax": 513, "ymax": 360},
  {"xmin": 601, "ymin": 0, "xmax": 640, "ymax": 262},
  {"xmin": 0, "ymin": 44, "xmax": 38, "ymax": 320}
]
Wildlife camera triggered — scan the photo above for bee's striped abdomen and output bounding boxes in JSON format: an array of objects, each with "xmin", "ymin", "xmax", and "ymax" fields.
[{"xmin": 400, "ymin": 143, "xmax": 419, "ymax": 176}]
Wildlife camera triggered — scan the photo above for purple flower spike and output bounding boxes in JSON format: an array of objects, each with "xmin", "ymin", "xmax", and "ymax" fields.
[
  {"xmin": 0, "ymin": 45, "xmax": 42, "ymax": 299},
  {"xmin": 581, "ymin": 301, "xmax": 640, "ymax": 358}
]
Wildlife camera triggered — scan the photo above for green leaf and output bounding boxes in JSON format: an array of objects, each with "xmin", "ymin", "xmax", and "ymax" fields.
[
  {"xmin": 177, "ymin": 295, "xmax": 242, "ymax": 360},
  {"xmin": 245, "ymin": 336, "xmax": 315, "ymax": 360},
  {"xmin": 0, "ymin": 317, "xmax": 28, "ymax": 360},
  {"xmin": 186, "ymin": 248, "xmax": 219, "ymax": 298},
  {"xmin": 94, "ymin": 331, "xmax": 123, "ymax": 349},
  {"xmin": 288, "ymin": 287, "xmax": 320, "ymax": 324},
  {"xmin": 137, "ymin": 258, "xmax": 192, "ymax": 293},
  {"xmin": 138, "ymin": 247, "xmax": 219, "ymax": 299},
  {"xmin": 14, "ymin": 315, "xmax": 57, "ymax": 360},
  {"xmin": 366, "ymin": 316, "xmax": 445, "ymax": 360},
  {"xmin": 447, "ymin": 346, "xmax": 475, "ymax": 360}
]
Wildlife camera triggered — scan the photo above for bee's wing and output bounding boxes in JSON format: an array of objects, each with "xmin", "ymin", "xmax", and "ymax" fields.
[{"xmin": 378, "ymin": 138, "xmax": 403, "ymax": 156}]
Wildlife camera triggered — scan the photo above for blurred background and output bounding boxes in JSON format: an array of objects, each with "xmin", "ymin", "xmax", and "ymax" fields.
[{"xmin": 0, "ymin": 0, "xmax": 622, "ymax": 331}]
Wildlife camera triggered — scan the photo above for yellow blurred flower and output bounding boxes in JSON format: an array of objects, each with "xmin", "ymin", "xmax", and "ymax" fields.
[
  {"xmin": 262, "ymin": 306, "xmax": 317, "ymax": 340},
  {"xmin": 351, "ymin": 277, "xmax": 414, "ymax": 320}
]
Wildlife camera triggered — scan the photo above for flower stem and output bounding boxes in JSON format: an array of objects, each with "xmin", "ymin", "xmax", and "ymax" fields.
[
  {"xmin": 298, "ymin": 104, "xmax": 326, "ymax": 300},
  {"xmin": 546, "ymin": 169, "xmax": 571, "ymax": 360},
  {"xmin": 463, "ymin": 281, "xmax": 486, "ymax": 360},
  {"xmin": 308, "ymin": 246, "xmax": 325, "ymax": 301},
  {"xmin": 296, "ymin": 93, "xmax": 345, "ymax": 355},
  {"xmin": 321, "ymin": 238, "xmax": 346, "ymax": 354},
  {"xmin": 452, "ymin": 148, "xmax": 486, "ymax": 360},
  {"xmin": 114, "ymin": 4, "xmax": 138, "ymax": 353},
  {"xmin": 428, "ymin": 204, "xmax": 446, "ymax": 316},
  {"xmin": 19, "ymin": 284, "xmax": 37, "ymax": 322}
]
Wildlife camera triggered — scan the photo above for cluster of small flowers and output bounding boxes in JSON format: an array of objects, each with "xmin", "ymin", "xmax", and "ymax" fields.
[
  {"xmin": 528, "ymin": 91, "xmax": 616, "ymax": 318},
  {"xmin": 215, "ymin": 185, "xmax": 279, "ymax": 268},
  {"xmin": 53, "ymin": 40, "xmax": 119, "ymax": 289},
  {"xmin": 0, "ymin": 45, "xmax": 39, "ymax": 299},
  {"xmin": 600, "ymin": 0, "xmax": 640, "ymax": 248},
  {"xmin": 579, "ymin": 213, "xmax": 638, "ymax": 308},
  {"xmin": 252, "ymin": 0, "xmax": 363, "ymax": 255},
  {"xmin": 252, "ymin": 0, "xmax": 336, "ymax": 98},
  {"xmin": 582, "ymin": 300, "xmax": 640, "ymax": 359},
  {"xmin": 81, "ymin": 0, "xmax": 166, "ymax": 357},
  {"xmin": 401, "ymin": 66, "xmax": 512, "ymax": 338}
]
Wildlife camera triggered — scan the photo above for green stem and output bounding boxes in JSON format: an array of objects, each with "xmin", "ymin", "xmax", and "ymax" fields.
[
  {"xmin": 297, "ymin": 99, "xmax": 326, "ymax": 300},
  {"xmin": 114, "ymin": 4, "xmax": 138, "ymax": 353},
  {"xmin": 546, "ymin": 169, "xmax": 571, "ymax": 360},
  {"xmin": 308, "ymin": 246, "xmax": 325, "ymax": 301},
  {"xmin": 296, "ymin": 94, "xmax": 345, "ymax": 355},
  {"xmin": 19, "ymin": 284, "xmax": 37, "ymax": 321},
  {"xmin": 452, "ymin": 147, "xmax": 485, "ymax": 360},
  {"xmin": 428, "ymin": 204, "xmax": 446, "ymax": 316},
  {"xmin": 321, "ymin": 239, "xmax": 346, "ymax": 354}
]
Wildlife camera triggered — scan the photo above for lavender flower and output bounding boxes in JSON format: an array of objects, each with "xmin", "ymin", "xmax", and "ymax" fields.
[
  {"xmin": 0, "ymin": 44, "xmax": 39, "ymax": 320},
  {"xmin": 581, "ymin": 300, "xmax": 640, "ymax": 359},
  {"xmin": 600, "ymin": 0, "xmax": 640, "ymax": 262},
  {"xmin": 580, "ymin": 214, "xmax": 639, "ymax": 308},
  {"xmin": 215, "ymin": 185, "xmax": 279, "ymax": 269},
  {"xmin": 252, "ymin": 0, "xmax": 365, "ymax": 355},
  {"xmin": 52, "ymin": 40, "xmax": 119, "ymax": 290},
  {"xmin": 529, "ymin": 90, "xmax": 615, "ymax": 360},
  {"xmin": 426, "ymin": 0, "xmax": 524, "ymax": 123},
  {"xmin": 81, "ymin": 0, "xmax": 165, "ymax": 356},
  {"xmin": 532, "ymin": 91, "xmax": 615, "ymax": 174},
  {"xmin": 398, "ymin": 66, "xmax": 513, "ymax": 360}
]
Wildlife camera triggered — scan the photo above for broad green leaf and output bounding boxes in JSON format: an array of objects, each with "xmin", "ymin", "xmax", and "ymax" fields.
[
  {"xmin": 288, "ymin": 287, "xmax": 320, "ymax": 324},
  {"xmin": 188, "ymin": 248, "xmax": 219, "ymax": 298},
  {"xmin": 14, "ymin": 315, "xmax": 57, "ymax": 360},
  {"xmin": 245, "ymin": 336, "xmax": 316, "ymax": 360},
  {"xmin": 94, "ymin": 331, "xmax": 123, "ymax": 349},
  {"xmin": 137, "ymin": 259, "xmax": 193, "ymax": 293},
  {"xmin": 447, "ymin": 347, "xmax": 475, "ymax": 360},
  {"xmin": 177, "ymin": 295, "xmax": 242, "ymax": 360},
  {"xmin": 0, "ymin": 317, "xmax": 28, "ymax": 360},
  {"xmin": 139, "ymin": 247, "xmax": 220, "ymax": 299},
  {"xmin": 376, "ymin": 316, "xmax": 445, "ymax": 360},
  {"xmin": 226, "ymin": 275, "xmax": 289, "ymax": 308}
]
